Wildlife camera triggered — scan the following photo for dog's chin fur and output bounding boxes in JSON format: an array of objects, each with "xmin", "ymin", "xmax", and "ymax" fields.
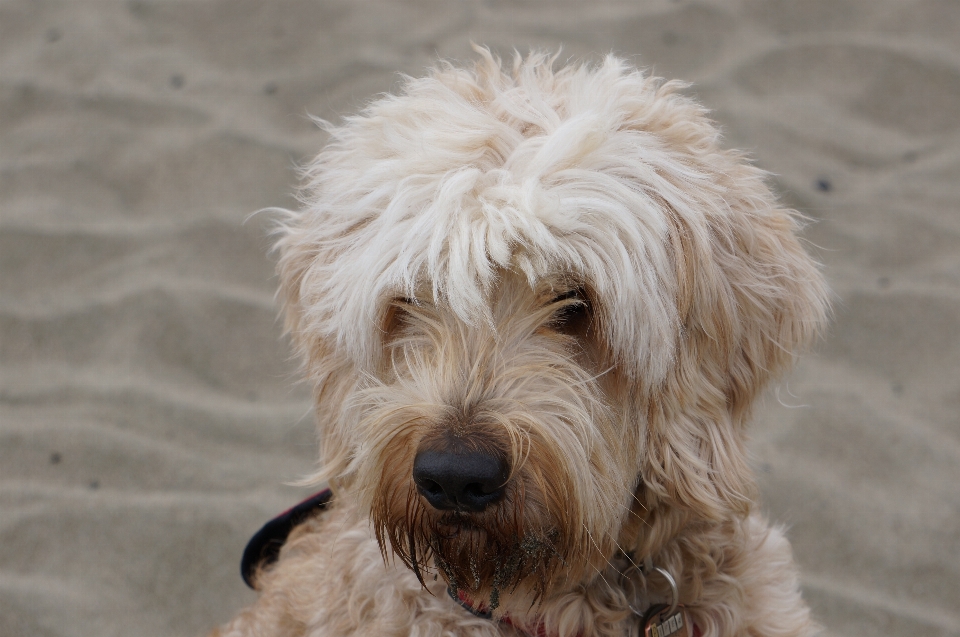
[{"xmin": 212, "ymin": 48, "xmax": 829, "ymax": 637}]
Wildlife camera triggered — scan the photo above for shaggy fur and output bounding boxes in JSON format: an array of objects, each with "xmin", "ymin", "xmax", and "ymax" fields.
[{"xmin": 212, "ymin": 49, "xmax": 829, "ymax": 637}]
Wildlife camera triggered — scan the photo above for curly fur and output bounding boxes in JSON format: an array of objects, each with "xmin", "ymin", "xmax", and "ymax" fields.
[{"xmin": 212, "ymin": 48, "xmax": 829, "ymax": 637}]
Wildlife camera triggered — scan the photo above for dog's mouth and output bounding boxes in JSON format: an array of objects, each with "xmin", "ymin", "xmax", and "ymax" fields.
[
  {"xmin": 373, "ymin": 492, "xmax": 563, "ymax": 610},
  {"xmin": 425, "ymin": 520, "xmax": 562, "ymax": 611},
  {"xmin": 435, "ymin": 512, "xmax": 486, "ymax": 536}
]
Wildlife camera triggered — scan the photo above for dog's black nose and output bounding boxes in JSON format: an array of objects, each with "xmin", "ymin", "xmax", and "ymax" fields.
[{"xmin": 412, "ymin": 449, "xmax": 508, "ymax": 512}]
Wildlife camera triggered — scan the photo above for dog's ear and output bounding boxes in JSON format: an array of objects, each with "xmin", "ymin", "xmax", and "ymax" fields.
[
  {"xmin": 273, "ymin": 219, "xmax": 360, "ymax": 485},
  {"xmin": 274, "ymin": 216, "xmax": 317, "ymax": 354},
  {"xmin": 644, "ymin": 180, "xmax": 829, "ymax": 520}
]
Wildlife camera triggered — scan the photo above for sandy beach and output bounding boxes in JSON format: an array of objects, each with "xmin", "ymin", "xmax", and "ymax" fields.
[{"xmin": 1, "ymin": 1, "xmax": 958, "ymax": 636}]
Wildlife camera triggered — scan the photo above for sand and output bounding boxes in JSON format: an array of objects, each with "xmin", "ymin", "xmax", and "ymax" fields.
[{"xmin": 1, "ymin": 1, "xmax": 958, "ymax": 636}]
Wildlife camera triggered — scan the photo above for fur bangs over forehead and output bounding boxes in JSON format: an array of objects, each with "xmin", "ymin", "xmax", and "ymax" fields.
[{"xmin": 276, "ymin": 49, "xmax": 811, "ymax": 382}]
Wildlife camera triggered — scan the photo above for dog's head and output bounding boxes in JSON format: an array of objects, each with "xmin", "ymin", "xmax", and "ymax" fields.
[{"xmin": 274, "ymin": 50, "xmax": 828, "ymax": 609}]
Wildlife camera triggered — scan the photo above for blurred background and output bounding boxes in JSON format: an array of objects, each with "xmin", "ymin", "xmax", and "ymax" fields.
[{"xmin": 1, "ymin": 1, "xmax": 958, "ymax": 636}]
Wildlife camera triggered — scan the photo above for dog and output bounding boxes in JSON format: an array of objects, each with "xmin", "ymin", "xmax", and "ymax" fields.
[{"xmin": 211, "ymin": 49, "xmax": 829, "ymax": 637}]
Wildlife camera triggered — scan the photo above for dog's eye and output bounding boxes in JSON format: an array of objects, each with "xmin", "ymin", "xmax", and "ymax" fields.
[{"xmin": 549, "ymin": 288, "xmax": 592, "ymax": 336}]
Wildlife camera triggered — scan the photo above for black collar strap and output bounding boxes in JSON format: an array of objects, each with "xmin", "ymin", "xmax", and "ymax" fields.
[{"xmin": 240, "ymin": 489, "xmax": 333, "ymax": 589}]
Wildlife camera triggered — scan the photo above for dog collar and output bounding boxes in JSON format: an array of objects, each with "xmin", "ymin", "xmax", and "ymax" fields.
[
  {"xmin": 240, "ymin": 488, "xmax": 333, "ymax": 589},
  {"xmin": 449, "ymin": 587, "xmax": 554, "ymax": 637}
]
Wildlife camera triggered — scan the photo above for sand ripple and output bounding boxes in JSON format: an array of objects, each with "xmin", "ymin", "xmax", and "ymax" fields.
[{"xmin": 2, "ymin": 1, "xmax": 958, "ymax": 636}]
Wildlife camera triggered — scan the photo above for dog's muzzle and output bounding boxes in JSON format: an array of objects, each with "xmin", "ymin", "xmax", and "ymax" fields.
[{"xmin": 412, "ymin": 448, "xmax": 508, "ymax": 512}]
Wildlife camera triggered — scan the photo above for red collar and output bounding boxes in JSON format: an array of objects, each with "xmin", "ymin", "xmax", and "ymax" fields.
[{"xmin": 449, "ymin": 588, "xmax": 553, "ymax": 637}]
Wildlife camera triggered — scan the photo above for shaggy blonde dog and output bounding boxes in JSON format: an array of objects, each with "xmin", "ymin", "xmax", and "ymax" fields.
[{"xmin": 212, "ymin": 49, "xmax": 828, "ymax": 637}]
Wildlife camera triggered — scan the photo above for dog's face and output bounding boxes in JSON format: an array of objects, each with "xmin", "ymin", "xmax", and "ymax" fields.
[
  {"xmin": 369, "ymin": 272, "xmax": 630, "ymax": 604},
  {"xmin": 275, "ymin": 51, "xmax": 828, "ymax": 610}
]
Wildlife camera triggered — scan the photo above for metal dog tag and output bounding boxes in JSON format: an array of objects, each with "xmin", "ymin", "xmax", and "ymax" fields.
[{"xmin": 643, "ymin": 604, "xmax": 692, "ymax": 637}]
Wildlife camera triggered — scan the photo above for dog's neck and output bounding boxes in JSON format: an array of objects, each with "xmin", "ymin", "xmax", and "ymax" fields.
[{"xmin": 449, "ymin": 553, "xmax": 688, "ymax": 637}]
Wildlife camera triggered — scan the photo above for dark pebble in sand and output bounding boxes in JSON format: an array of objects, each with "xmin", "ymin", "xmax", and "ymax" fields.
[
  {"xmin": 815, "ymin": 178, "xmax": 832, "ymax": 192},
  {"xmin": 89, "ymin": 480, "xmax": 100, "ymax": 490},
  {"xmin": 50, "ymin": 452, "xmax": 62, "ymax": 465},
  {"xmin": 170, "ymin": 74, "xmax": 184, "ymax": 89}
]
